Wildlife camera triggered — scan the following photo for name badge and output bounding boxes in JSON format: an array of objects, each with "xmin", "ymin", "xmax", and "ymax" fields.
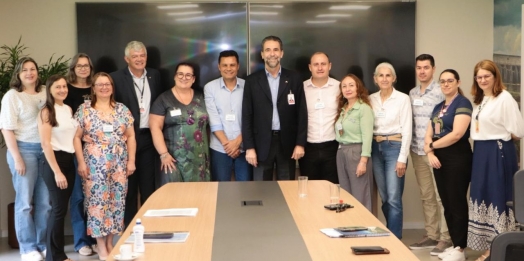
[
  {"xmin": 435, "ymin": 122, "xmax": 441, "ymax": 135},
  {"xmin": 287, "ymin": 94, "xmax": 295, "ymax": 105},
  {"xmin": 225, "ymin": 114, "xmax": 236, "ymax": 121},
  {"xmin": 413, "ymin": 99, "xmax": 424, "ymax": 106},
  {"xmin": 315, "ymin": 102, "xmax": 325, "ymax": 109},
  {"xmin": 335, "ymin": 122, "xmax": 343, "ymax": 131},
  {"xmin": 376, "ymin": 111, "xmax": 386, "ymax": 118},
  {"xmin": 84, "ymin": 100, "xmax": 91, "ymax": 108},
  {"xmin": 139, "ymin": 102, "xmax": 145, "ymax": 113},
  {"xmin": 170, "ymin": 108, "xmax": 182, "ymax": 117},
  {"xmin": 103, "ymin": 124, "xmax": 113, "ymax": 132}
]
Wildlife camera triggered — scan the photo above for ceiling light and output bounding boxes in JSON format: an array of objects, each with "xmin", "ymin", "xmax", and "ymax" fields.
[
  {"xmin": 329, "ymin": 5, "xmax": 371, "ymax": 10},
  {"xmin": 250, "ymin": 11, "xmax": 278, "ymax": 15},
  {"xmin": 306, "ymin": 20, "xmax": 337, "ymax": 24},
  {"xmin": 316, "ymin": 14, "xmax": 352, "ymax": 18},
  {"xmin": 175, "ymin": 16, "xmax": 206, "ymax": 22},
  {"xmin": 157, "ymin": 4, "xmax": 199, "ymax": 10},
  {"xmin": 167, "ymin": 11, "xmax": 203, "ymax": 16},
  {"xmin": 251, "ymin": 5, "xmax": 284, "ymax": 8}
]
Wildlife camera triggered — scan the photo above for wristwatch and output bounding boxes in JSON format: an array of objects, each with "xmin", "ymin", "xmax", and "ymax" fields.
[{"xmin": 429, "ymin": 142, "xmax": 434, "ymax": 150}]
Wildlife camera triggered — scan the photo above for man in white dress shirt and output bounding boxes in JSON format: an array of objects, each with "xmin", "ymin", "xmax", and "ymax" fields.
[{"xmin": 298, "ymin": 52, "xmax": 340, "ymax": 183}]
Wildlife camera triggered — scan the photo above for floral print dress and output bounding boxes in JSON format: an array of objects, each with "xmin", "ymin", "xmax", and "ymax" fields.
[
  {"xmin": 75, "ymin": 102, "xmax": 134, "ymax": 238},
  {"xmin": 151, "ymin": 88, "xmax": 210, "ymax": 184}
]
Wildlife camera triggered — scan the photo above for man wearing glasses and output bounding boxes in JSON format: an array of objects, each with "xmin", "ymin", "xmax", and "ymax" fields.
[
  {"xmin": 242, "ymin": 35, "xmax": 308, "ymax": 180},
  {"xmin": 408, "ymin": 54, "xmax": 451, "ymax": 255},
  {"xmin": 204, "ymin": 50, "xmax": 252, "ymax": 181},
  {"xmin": 111, "ymin": 41, "xmax": 163, "ymax": 228}
]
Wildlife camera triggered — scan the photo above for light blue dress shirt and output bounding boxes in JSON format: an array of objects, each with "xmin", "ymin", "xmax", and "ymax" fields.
[
  {"xmin": 204, "ymin": 77, "xmax": 245, "ymax": 153},
  {"xmin": 266, "ymin": 68, "xmax": 281, "ymax": 130}
]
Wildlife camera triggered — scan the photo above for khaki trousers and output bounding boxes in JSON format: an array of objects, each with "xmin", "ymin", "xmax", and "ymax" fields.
[{"xmin": 411, "ymin": 151, "xmax": 450, "ymax": 241}]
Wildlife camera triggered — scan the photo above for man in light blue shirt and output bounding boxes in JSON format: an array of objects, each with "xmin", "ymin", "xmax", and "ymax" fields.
[{"xmin": 204, "ymin": 50, "xmax": 252, "ymax": 181}]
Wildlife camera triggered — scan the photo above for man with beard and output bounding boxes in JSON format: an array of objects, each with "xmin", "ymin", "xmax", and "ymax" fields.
[{"xmin": 242, "ymin": 35, "xmax": 307, "ymax": 180}]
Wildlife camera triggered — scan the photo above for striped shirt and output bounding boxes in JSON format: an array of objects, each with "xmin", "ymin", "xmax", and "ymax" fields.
[{"xmin": 409, "ymin": 81, "xmax": 444, "ymax": 155}]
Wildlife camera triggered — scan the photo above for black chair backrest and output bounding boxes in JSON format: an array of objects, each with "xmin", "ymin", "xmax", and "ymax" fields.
[
  {"xmin": 515, "ymin": 169, "xmax": 524, "ymax": 224},
  {"xmin": 490, "ymin": 231, "xmax": 524, "ymax": 261}
]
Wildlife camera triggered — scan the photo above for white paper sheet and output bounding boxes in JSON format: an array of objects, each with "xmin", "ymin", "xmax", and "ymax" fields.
[{"xmin": 143, "ymin": 208, "xmax": 198, "ymax": 217}]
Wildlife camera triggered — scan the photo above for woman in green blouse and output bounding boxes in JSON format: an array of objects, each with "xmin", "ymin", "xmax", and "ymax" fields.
[{"xmin": 335, "ymin": 74, "xmax": 374, "ymax": 211}]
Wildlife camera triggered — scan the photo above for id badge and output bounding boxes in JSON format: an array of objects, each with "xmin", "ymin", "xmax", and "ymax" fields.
[
  {"xmin": 139, "ymin": 102, "xmax": 145, "ymax": 113},
  {"xmin": 315, "ymin": 102, "xmax": 325, "ymax": 109},
  {"xmin": 435, "ymin": 123, "xmax": 441, "ymax": 135},
  {"xmin": 225, "ymin": 114, "xmax": 236, "ymax": 121},
  {"xmin": 170, "ymin": 108, "xmax": 182, "ymax": 117},
  {"xmin": 413, "ymin": 99, "xmax": 424, "ymax": 106},
  {"xmin": 335, "ymin": 123, "xmax": 343, "ymax": 131},
  {"xmin": 84, "ymin": 100, "xmax": 91, "ymax": 108},
  {"xmin": 287, "ymin": 94, "xmax": 295, "ymax": 105},
  {"xmin": 102, "ymin": 124, "xmax": 113, "ymax": 132},
  {"xmin": 376, "ymin": 111, "xmax": 386, "ymax": 118}
]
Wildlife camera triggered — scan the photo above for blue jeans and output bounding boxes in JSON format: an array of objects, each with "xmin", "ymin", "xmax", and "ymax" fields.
[
  {"xmin": 69, "ymin": 158, "xmax": 95, "ymax": 251},
  {"xmin": 372, "ymin": 140, "xmax": 405, "ymax": 239},
  {"xmin": 7, "ymin": 141, "xmax": 51, "ymax": 254},
  {"xmin": 210, "ymin": 149, "xmax": 252, "ymax": 181}
]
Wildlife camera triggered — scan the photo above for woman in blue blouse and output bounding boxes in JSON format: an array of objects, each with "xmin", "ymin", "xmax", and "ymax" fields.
[{"xmin": 423, "ymin": 69, "xmax": 472, "ymax": 261}]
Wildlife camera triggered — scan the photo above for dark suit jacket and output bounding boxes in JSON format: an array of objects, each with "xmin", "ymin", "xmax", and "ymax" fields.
[
  {"xmin": 242, "ymin": 68, "xmax": 308, "ymax": 162},
  {"xmin": 111, "ymin": 67, "xmax": 163, "ymax": 135}
]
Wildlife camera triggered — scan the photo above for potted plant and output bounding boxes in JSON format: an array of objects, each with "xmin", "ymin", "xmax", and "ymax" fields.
[{"xmin": 0, "ymin": 37, "xmax": 70, "ymax": 146}]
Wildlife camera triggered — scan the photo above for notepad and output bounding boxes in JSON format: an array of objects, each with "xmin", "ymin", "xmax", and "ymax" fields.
[
  {"xmin": 143, "ymin": 208, "xmax": 198, "ymax": 217},
  {"xmin": 320, "ymin": 227, "xmax": 390, "ymax": 238}
]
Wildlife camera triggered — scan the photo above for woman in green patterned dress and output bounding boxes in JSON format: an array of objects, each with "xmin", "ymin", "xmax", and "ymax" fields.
[{"xmin": 150, "ymin": 62, "xmax": 210, "ymax": 184}]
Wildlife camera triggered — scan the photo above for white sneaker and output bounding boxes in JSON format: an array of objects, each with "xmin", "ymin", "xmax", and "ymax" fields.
[
  {"xmin": 79, "ymin": 245, "xmax": 93, "ymax": 256},
  {"xmin": 91, "ymin": 244, "xmax": 98, "ymax": 253},
  {"xmin": 21, "ymin": 251, "xmax": 43, "ymax": 261},
  {"xmin": 438, "ymin": 246, "xmax": 454, "ymax": 259},
  {"xmin": 442, "ymin": 247, "xmax": 466, "ymax": 261},
  {"xmin": 39, "ymin": 250, "xmax": 46, "ymax": 258}
]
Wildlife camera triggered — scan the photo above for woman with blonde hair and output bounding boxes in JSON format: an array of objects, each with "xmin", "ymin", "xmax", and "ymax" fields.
[{"xmin": 335, "ymin": 74, "xmax": 374, "ymax": 211}]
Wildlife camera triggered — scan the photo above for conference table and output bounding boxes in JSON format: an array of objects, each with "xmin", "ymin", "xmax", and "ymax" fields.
[{"xmin": 108, "ymin": 181, "xmax": 419, "ymax": 260}]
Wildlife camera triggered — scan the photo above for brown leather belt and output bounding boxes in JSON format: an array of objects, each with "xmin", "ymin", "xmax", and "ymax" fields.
[{"xmin": 374, "ymin": 134, "xmax": 402, "ymax": 142}]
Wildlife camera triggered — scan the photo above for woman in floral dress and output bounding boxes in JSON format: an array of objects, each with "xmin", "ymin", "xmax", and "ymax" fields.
[
  {"xmin": 150, "ymin": 62, "xmax": 210, "ymax": 184},
  {"xmin": 73, "ymin": 72, "xmax": 136, "ymax": 260}
]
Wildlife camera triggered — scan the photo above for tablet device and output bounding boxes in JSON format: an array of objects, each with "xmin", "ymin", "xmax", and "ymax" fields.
[{"xmin": 143, "ymin": 232, "xmax": 174, "ymax": 239}]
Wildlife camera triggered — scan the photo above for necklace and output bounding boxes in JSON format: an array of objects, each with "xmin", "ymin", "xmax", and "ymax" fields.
[
  {"xmin": 475, "ymin": 96, "xmax": 491, "ymax": 133},
  {"xmin": 174, "ymin": 87, "xmax": 193, "ymax": 105}
]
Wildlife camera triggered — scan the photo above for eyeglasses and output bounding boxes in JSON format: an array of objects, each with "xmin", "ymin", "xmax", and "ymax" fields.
[
  {"xmin": 94, "ymin": 83, "xmax": 111, "ymax": 88},
  {"xmin": 75, "ymin": 64, "xmax": 90, "ymax": 70},
  {"xmin": 475, "ymin": 74, "xmax": 493, "ymax": 81},
  {"xmin": 176, "ymin": 72, "xmax": 194, "ymax": 80},
  {"xmin": 439, "ymin": 79, "xmax": 455, "ymax": 85}
]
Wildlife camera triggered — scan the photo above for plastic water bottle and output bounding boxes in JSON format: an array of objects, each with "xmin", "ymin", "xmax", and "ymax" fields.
[{"xmin": 133, "ymin": 218, "xmax": 145, "ymax": 253}]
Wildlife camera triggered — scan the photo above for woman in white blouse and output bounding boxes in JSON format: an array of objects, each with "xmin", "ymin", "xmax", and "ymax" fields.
[
  {"xmin": 0, "ymin": 57, "xmax": 51, "ymax": 261},
  {"xmin": 369, "ymin": 62, "xmax": 412, "ymax": 239},
  {"xmin": 38, "ymin": 75, "xmax": 78, "ymax": 261},
  {"xmin": 466, "ymin": 60, "xmax": 524, "ymax": 261}
]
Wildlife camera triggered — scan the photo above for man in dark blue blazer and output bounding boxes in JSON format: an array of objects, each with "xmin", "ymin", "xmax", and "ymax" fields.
[
  {"xmin": 242, "ymin": 36, "xmax": 308, "ymax": 180},
  {"xmin": 111, "ymin": 41, "xmax": 163, "ymax": 227}
]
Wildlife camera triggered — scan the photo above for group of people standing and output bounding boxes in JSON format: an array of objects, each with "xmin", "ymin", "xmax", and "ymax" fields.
[{"xmin": 0, "ymin": 35, "xmax": 521, "ymax": 261}]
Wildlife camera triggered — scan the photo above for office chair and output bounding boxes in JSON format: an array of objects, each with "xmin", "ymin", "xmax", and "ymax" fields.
[{"xmin": 489, "ymin": 170, "xmax": 524, "ymax": 261}]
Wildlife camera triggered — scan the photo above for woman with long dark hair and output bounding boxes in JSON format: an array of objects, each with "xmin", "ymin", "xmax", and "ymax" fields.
[
  {"xmin": 334, "ymin": 74, "xmax": 374, "ymax": 211},
  {"xmin": 38, "ymin": 75, "xmax": 78, "ymax": 261},
  {"xmin": 0, "ymin": 57, "xmax": 51, "ymax": 261},
  {"xmin": 64, "ymin": 53, "xmax": 97, "ymax": 256},
  {"xmin": 424, "ymin": 69, "xmax": 472, "ymax": 261}
]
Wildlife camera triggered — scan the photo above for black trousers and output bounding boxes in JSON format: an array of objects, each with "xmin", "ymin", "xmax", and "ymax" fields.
[
  {"xmin": 254, "ymin": 133, "xmax": 295, "ymax": 181},
  {"xmin": 42, "ymin": 151, "xmax": 75, "ymax": 261},
  {"xmin": 433, "ymin": 138, "xmax": 472, "ymax": 249},
  {"xmin": 124, "ymin": 129, "xmax": 158, "ymax": 227},
  {"xmin": 298, "ymin": 140, "xmax": 339, "ymax": 184}
]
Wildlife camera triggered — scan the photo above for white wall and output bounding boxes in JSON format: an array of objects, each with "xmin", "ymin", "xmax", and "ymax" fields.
[{"xmin": 0, "ymin": 0, "xmax": 493, "ymax": 236}]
